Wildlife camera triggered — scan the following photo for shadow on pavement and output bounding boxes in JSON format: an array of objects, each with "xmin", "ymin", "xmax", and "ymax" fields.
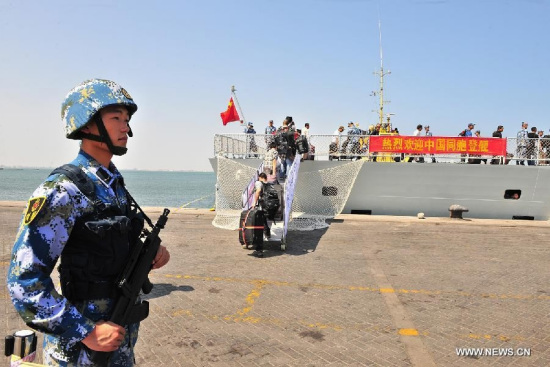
[
  {"xmin": 144, "ymin": 283, "xmax": 195, "ymax": 299},
  {"xmin": 262, "ymin": 226, "xmax": 329, "ymax": 257}
]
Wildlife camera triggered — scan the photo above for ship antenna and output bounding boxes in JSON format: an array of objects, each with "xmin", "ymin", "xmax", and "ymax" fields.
[
  {"xmin": 374, "ymin": 15, "xmax": 391, "ymax": 127},
  {"xmin": 231, "ymin": 85, "xmax": 246, "ymax": 126}
]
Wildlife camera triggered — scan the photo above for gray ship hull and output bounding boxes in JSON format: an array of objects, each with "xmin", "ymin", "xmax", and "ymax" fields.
[{"xmin": 210, "ymin": 158, "xmax": 550, "ymax": 220}]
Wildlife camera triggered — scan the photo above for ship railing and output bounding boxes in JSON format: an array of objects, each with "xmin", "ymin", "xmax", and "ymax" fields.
[
  {"xmin": 506, "ymin": 137, "xmax": 550, "ymax": 165},
  {"xmin": 214, "ymin": 134, "xmax": 550, "ymax": 165},
  {"xmin": 214, "ymin": 133, "xmax": 269, "ymax": 159}
]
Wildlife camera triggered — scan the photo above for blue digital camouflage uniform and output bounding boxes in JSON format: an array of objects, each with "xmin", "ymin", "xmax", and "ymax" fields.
[
  {"xmin": 62, "ymin": 79, "xmax": 137, "ymax": 140},
  {"xmin": 265, "ymin": 125, "xmax": 276, "ymax": 135},
  {"xmin": 7, "ymin": 150, "xmax": 139, "ymax": 366},
  {"xmin": 346, "ymin": 125, "xmax": 361, "ymax": 155}
]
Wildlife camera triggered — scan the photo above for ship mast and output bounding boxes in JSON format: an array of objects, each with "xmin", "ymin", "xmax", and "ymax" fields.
[{"xmin": 374, "ymin": 19, "xmax": 390, "ymax": 127}]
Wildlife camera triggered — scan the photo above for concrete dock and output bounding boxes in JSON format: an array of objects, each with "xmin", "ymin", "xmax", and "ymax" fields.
[{"xmin": 1, "ymin": 201, "xmax": 549, "ymax": 366}]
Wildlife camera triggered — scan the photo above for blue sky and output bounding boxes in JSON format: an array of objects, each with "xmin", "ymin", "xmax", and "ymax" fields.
[{"xmin": 1, "ymin": 0, "xmax": 548, "ymax": 171}]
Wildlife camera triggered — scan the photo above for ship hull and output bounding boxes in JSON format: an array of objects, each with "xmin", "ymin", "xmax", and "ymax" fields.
[{"xmin": 210, "ymin": 158, "xmax": 550, "ymax": 220}]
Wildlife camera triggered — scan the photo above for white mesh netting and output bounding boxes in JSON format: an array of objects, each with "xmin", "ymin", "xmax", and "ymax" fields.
[
  {"xmin": 211, "ymin": 156, "xmax": 258, "ymax": 230},
  {"xmin": 212, "ymin": 156, "xmax": 365, "ymax": 231},
  {"xmin": 288, "ymin": 159, "xmax": 365, "ymax": 230}
]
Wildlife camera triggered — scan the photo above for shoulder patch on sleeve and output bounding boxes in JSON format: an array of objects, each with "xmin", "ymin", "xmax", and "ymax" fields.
[{"xmin": 24, "ymin": 196, "xmax": 47, "ymax": 225}]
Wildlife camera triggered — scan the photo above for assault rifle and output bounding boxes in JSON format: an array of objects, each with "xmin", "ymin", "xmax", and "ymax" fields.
[{"xmin": 89, "ymin": 208, "xmax": 170, "ymax": 366}]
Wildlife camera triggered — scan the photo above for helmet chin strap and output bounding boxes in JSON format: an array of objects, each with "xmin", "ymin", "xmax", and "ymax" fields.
[{"xmin": 79, "ymin": 115, "xmax": 129, "ymax": 156}]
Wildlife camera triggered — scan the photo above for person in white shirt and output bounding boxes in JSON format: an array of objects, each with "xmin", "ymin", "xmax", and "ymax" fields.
[
  {"xmin": 302, "ymin": 123, "xmax": 314, "ymax": 160},
  {"xmin": 332, "ymin": 125, "xmax": 344, "ymax": 143},
  {"xmin": 303, "ymin": 123, "xmax": 310, "ymax": 140},
  {"xmin": 410, "ymin": 124, "xmax": 424, "ymax": 162},
  {"xmin": 330, "ymin": 125, "xmax": 345, "ymax": 159}
]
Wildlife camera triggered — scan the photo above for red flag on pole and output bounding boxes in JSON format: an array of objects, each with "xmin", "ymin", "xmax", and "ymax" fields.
[{"xmin": 220, "ymin": 97, "xmax": 240, "ymax": 125}]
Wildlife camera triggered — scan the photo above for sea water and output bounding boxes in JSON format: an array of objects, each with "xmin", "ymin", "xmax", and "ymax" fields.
[{"xmin": 0, "ymin": 168, "xmax": 216, "ymax": 208}]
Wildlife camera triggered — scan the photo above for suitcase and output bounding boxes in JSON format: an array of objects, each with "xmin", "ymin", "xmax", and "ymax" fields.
[
  {"xmin": 271, "ymin": 183, "xmax": 285, "ymax": 222},
  {"xmin": 239, "ymin": 209, "xmax": 265, "ymax": 249},
  {"xmin": 296, "ymin": 135, "xmax": 309, "ymax": 154}
]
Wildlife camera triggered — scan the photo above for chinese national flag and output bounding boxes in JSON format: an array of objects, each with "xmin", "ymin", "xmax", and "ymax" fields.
[{"xmin": 220, "ymin": 97, "xmax": 240, "ymax": 125}]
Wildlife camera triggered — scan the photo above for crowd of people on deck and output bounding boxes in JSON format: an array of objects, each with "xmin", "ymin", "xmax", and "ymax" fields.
[
  {"xmin": 456, "ymin": 121, "xmax": 550, "ymax": 165},
  {"xmin": 241, "ymin": 118, "xmax": 549, "ymax": 166},
  {"xmin": 242, "ymin": 116, "xmax": 312, "ymax": 182},
  {"xmin": 514, "ymin": 121, "xmax": 550, "ymax": 166}
]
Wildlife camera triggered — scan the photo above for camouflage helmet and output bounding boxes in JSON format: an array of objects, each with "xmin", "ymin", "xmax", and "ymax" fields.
[{"xmin": 61, "ymin": 79, "xmax": 138, "ymax": 139}]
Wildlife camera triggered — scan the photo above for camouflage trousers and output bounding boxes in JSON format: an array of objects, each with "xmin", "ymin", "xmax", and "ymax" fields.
[{"xmin": 42, "ymin": 322, "xmax": 139, "ymax": 366}]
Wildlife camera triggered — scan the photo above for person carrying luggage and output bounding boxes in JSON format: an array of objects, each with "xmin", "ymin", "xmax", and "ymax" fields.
[
  {"xmin": 251, "ymin": 172, "xmax": 273, "ymax": 257},
  {"xmin": 295, "ymin": 129, "xmax": 309, "ymax": 160}
]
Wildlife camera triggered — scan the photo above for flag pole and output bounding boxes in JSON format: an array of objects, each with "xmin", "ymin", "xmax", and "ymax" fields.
[{"xmin": 231, "ymin": 85, "xmax": 246, "ymax": 126}]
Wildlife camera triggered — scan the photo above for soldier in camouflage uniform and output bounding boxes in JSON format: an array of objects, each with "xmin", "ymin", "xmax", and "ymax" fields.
[{"xmin": 6, "ymin": 79, "xmax": 170, "ymax": 366}]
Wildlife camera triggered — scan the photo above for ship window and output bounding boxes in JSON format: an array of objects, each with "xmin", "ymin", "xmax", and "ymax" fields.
[
  {"xmin": 513, "ymin": 216, "xmax": 534, "ymax": 220},
  {"xmin": 504, "ymin": 190, "xmax": 521, "ymax": 200},
  {"xmin": 322, "ymin": 186, "xmax": 338, "ymax": 196},
  {"xmin": 351, "ymin": 210, "xmax": 372, "ymax": 215}
]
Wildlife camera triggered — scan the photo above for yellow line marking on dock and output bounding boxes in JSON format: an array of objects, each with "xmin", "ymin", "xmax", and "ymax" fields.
[
  {"xmin": 234, "ymin": 280, "xmax": 265, "ymax": 317},
  {"xmin": 167, "ymin": 306, "xmax": 534, "ymax": 344},
  {"xmin": 157, "ymin": 273, "xmax": 550, "ymax": 301},
  {"xmin": 365, "ymin": 247, "xmax": 436, "ymax": 367},
  {"xmin": 464, "ymin": 333, "xmax": 525, "ymax": 342},
  {"xmin": 169, "ymin": 306, "xmax": 391, "ymax": 332},
  {"xmin": 399, "ymin": 328, "xmax": 419, "ymax": 336},
  {"xmin": 155, "ymin": 272, "xmax": 545, "ymax": 347}
]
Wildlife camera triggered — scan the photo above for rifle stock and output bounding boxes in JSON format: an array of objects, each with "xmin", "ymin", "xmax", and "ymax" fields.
[{"xmin": 88, "ymin": 208, "xmax": 170, "ymax": 365}]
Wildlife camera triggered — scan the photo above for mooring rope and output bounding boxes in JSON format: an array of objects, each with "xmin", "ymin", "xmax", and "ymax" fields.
[{"xmin": 175, "ymin": 193, "xmax": 215, "ymax": 212}]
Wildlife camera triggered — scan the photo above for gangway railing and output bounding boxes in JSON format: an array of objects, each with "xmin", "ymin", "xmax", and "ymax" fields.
[{"xmin": 239, "ymin": 158, "xmax": 301, "ymax": 250}]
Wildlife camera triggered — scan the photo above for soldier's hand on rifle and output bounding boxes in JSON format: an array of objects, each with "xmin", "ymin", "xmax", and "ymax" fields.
[
  {"xmin": 82, "ymin": 321, "xmax": 126, "ymax": 352},
  {"xmin": 152, "ymin": 245, "xmax": 170, "ymax": 269}
]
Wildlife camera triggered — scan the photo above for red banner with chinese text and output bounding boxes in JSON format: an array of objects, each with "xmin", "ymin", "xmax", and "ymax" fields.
[{"xmin": 368, "ymin": 136, "xmax": 507, "ymax": 155}]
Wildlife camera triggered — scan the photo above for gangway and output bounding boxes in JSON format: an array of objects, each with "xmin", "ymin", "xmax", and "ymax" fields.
[{"xmin": 241, "ymin": 158, "xmax": 301, "ymax": 251}]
